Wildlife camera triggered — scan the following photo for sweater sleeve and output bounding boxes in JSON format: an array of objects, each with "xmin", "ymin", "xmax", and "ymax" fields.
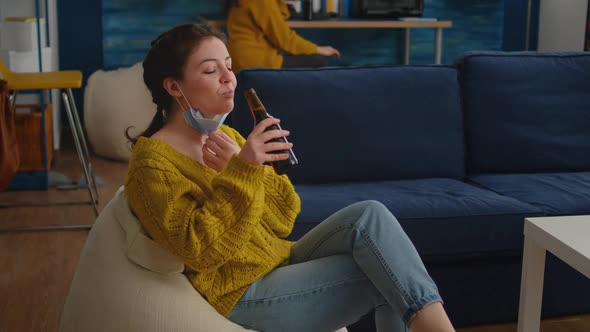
[
  {"xmin": 125, "ymin": 154, "xmax": 266, "ymax": 273},
  {"xmin": 249, "ymin": 0, "xmax": 317, "ymax": 55},
  {"xmin": 223, "ymin": 126, "xmax": 301, "ymax": 238},
  {"xmin": 260, "ymin": 167, "xmax": 301, "ymax": 238}
]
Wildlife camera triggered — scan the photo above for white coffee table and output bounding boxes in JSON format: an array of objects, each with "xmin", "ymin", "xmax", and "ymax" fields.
[{"xmin": 517, "ymin": 215, "xmax": 590, "ymax": 332}]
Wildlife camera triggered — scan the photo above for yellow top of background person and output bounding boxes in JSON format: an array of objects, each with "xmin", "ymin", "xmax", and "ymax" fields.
[{"xmin": 226, "ymin": 0, "xmax": 340, "ymax": 72}]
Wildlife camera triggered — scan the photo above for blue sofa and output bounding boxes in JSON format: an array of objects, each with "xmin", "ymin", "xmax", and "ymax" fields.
[{"xmin": 230, "ymin": 52, "xmax": 590, "ymax": 330}]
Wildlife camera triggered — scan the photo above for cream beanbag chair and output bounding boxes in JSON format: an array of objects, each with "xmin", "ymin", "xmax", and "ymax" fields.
[
  {"xmin": 60, "ymin": 188, "xmax": 254, "ymax": 331},
  {"xmin": 84, "ymin": 63, "xmax": 155, "ymax": 161},
  {"xmin": 60, "ymin": 188, "xmax": 348, "ymax": 332}
]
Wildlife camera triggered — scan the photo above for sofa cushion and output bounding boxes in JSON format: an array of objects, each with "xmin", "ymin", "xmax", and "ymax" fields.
[
  {"xmin": 293, "ymin": 178, "xmax": 542, "ymax": 261},
  {"xmin": 457, "ymin": 52, "xmax": 590, "ymax": 174},
  {"xmin": 233, "ymin": 66, "xmax": 464, "ymax": 184},
  {"xmin": 469, "ymin": 172, "xmax": 590, "ymax": 216}
]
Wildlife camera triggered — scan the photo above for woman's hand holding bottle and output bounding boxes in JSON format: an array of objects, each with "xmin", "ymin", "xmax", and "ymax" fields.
[{"xmin": 239, "ymin": 118, "xmax": 293, "ymax": 166}]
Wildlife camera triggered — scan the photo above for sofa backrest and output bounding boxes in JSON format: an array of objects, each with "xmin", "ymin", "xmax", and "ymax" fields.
[
  {"xmin": 232, "ymin": 66, "xmax": 464, "ymax": 184},
  {"xmin": 458, "ymin": 52, "xmax": 590, "ymax": 174}
]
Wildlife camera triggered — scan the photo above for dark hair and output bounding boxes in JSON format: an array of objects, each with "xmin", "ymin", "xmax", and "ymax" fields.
[{"xmin": 126, "ymin": 23, "xmax": 226, "ymax": 147}]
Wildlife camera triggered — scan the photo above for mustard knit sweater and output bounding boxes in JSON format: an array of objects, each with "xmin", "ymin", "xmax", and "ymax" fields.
[
  {"xmin": 227, "ymin": 0, "xmax": 318, "ymax": 73},
  {"xmin": 124, "ymin": 125, "xmax": 301, "ymax": 316}
]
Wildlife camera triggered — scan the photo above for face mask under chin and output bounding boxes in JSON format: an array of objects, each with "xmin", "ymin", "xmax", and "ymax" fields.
[
  {"xmin": 174, "ymin": 82, "xmax": 230, "ymax": 134},
  {"xmin": 182, "ymin": 108, "xmax": 229, "ymax": 134}
]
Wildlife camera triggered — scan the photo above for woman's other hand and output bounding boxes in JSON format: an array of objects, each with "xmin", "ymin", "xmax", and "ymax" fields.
[
  {"xmin": 239, "ymin": 118, "xmax": 293, "ymax": 166},
  {"xmin": 317, "ymin": 45, "xmax": 341, "ymax": 58},
  {"xmin": 203, "ymin": 132, "xmax": 241, "ymax": 172}
]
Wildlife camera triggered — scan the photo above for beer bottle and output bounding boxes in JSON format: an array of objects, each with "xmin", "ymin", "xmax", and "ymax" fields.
[{"xmin": 244, "ymin": 88, "xmax": 298, "ymax": 175}]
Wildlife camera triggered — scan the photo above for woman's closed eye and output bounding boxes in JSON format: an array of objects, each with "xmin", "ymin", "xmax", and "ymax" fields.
[{"xmin": 203, "ymin": 65, "xmax": 232, "ymax": 74}]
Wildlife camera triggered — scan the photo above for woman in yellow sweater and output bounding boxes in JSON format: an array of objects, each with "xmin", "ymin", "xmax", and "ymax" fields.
[
  {"xmin": 125, "ymin": 23, "xmax": 455, "ymax": 332},
  {"xmin": 226, "ymin": 0, "xmax": 341, "ymax": 73}
]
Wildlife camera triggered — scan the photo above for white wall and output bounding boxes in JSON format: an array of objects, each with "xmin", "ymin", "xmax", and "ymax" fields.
[
  {"xmin": 537, "ymin": 0, "xmax": 589, "ymax": 51},
  {"xmin": 0, "ymin": 0, "xmax": 61, "ymax": 149}
]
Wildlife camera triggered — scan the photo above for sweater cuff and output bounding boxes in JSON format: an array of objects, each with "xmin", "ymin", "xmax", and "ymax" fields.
[
  {"xmin": 222, "ymin": 154, "xmax": 265, "ymax": 185},
  {"xmin": 302, "ymin": 41, "xmax": 318, "ymax": 54}
]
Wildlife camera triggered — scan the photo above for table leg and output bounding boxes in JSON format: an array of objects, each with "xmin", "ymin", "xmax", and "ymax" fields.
[
  {"xmin": 517, "ymin": 237, "xmax": 546, "ymax": 332},
  {"xmin": 404, "ymin": 28, "xmax": 410, "ymax": 65},
  {"xmin": 434, "ymin": 28, "xmax": 442, "ymax": 64}
]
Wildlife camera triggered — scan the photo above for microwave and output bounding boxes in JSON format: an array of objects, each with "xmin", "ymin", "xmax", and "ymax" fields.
[{"xmin": 351, "ymin": 0, "xmax": 424, "ymax": 18}]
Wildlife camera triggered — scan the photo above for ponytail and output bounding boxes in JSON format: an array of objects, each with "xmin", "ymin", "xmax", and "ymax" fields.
[{"xmin": 125, "ymin": 107, "xmax": 166, "ymax": 147}]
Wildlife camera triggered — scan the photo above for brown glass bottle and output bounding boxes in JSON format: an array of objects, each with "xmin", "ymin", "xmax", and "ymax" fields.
[{"xmin": 244, "ymin": 88, "xmax": 298, "ymax": 175}]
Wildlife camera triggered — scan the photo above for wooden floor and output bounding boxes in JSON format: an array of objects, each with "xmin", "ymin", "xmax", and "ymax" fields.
[{"xmin": 0, "ymin": 143, "xmax": 589, "ymax": 332}]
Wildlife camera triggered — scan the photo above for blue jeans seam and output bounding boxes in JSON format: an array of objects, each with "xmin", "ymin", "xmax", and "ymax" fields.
[
  {"xmin": 234, "ymin": 276, "xmax": 367, "ymax": 306},
  {"xmin": 298, "ymin": 221, "xmax": 415, "ymax": 313},
  {"xmin": 354, "ymin": 221, "xmax": 414, "ymax": 307}
]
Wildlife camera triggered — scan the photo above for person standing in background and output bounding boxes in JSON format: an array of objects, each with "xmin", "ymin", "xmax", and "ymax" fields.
[{"xmin": 225, "ymin": 0, "xmax": 341, "ymax": 73}]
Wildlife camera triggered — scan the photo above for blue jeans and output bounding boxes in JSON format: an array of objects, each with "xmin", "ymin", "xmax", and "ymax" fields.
[{"xmin": 227, "ymin": 200, "xmax": 442, "ymax": 332}]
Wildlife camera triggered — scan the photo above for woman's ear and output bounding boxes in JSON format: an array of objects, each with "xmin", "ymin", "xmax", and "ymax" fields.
[{"xmin": 163, "ymin": 78, "xmax": 183, "ymax": 98}]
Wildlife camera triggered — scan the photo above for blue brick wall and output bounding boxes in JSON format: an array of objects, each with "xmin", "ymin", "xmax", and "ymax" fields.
[
  {"xmin": 102, "ymin": 1, "xmax": 224, "ymax": 68},
  {"xmin": 102, "ymin": 0, "xmax": 505, "ymax": 69}
]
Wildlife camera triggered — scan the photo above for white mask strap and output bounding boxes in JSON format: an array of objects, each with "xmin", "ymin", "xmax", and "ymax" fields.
[
  {"xmin": 173, "ymin": 96, "xmax": 185, "ymax": 110},
  {"xmin": 175, "ymin": 82, "xmax": 193, "ymax": 110}
]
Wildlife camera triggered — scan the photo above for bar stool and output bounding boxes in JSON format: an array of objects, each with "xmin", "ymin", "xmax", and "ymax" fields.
[{"xmin": 0, "ymin": 56, "xmax": 99, "ymax": 230}]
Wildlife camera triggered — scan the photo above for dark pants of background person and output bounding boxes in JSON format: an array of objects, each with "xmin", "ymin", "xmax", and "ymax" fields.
[{"xmin": 282, "ymin": 55, "xmax": 326, "ymax": 68}]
